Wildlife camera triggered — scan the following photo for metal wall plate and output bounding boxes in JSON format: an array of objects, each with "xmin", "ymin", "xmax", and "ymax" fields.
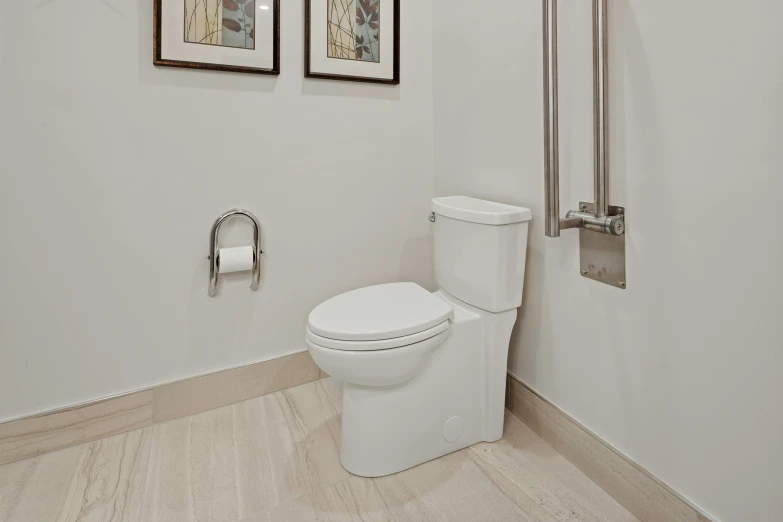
[{"xmin": 578, "ymin": 202, "xmax": 626, "ymax": 289}]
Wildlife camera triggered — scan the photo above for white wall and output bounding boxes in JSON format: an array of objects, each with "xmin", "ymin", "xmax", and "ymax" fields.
[
  {"xmin": 0, "ymin": 0, "xmax": 435, "ymax": 422},
  {"xmin": 433, "ymin": 1, "xmax": 783, "ymax": 521}
]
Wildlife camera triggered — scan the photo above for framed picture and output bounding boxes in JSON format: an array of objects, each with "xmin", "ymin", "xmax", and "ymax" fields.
[
  {"xmin": 305, "ymin": 0, "xmax": 400, "ymax": 85},
  {"xmin": 154, "ymin": 0, "xmax": 280, "ymax": 75}
]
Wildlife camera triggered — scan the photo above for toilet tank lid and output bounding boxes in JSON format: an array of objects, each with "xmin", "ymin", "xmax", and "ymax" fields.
[{"xmin": 432, "ymin": 196, "xmax": 532, "ymax": 226}]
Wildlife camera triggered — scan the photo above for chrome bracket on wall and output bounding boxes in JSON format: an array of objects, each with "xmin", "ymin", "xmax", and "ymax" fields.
[
  {"xmin": 573, "ymin": 202, "xmax": 626, "ymax": 289},
  {"xmin": 542, "ymin": 0, "xmax": 627, "ymax": 289}
]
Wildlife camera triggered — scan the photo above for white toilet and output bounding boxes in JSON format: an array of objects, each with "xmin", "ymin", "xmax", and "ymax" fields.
[{"xmin": 306, "ymin": 196, "xmax": 532, "ymax": 477}]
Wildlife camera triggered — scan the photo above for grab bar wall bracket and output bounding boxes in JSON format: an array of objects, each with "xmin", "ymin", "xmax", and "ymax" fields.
[
  {"xmin": 542, "ymin": 0, "xmax": 627, "ymax": 289},
  {"xmin": 575, "ymin": 202, "xmax": 626, "ymax": 289}
]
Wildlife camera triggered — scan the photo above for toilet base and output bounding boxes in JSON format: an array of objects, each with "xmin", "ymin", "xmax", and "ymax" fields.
[
  {"xmin": 339, "ymin": 382, "xmax": 496, "ymax": 478},
  {"xmin": 338, "ymin": 293, "xmax": 516, "ymax": 477}
]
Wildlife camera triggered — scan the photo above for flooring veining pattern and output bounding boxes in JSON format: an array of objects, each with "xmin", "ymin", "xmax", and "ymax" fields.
[{"xmin": 0, "ymin": 379, "xmax": 639, "ymax": 522}]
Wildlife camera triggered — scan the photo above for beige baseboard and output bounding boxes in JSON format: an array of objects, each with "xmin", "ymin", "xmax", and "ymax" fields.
[
  {"xmin": 506, "ymin": 374, "xmax": 715, "ymax": 522},
  {"xmin": 0, "ymin": 351, "xmax": 320, "ymax": 466}
]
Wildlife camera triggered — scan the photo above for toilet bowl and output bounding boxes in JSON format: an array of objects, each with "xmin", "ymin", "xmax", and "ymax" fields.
[
  {"xmin": 306, "ymin": 196, "xmax": 532, "ymax": 478},
  {"xmin": 307, "ymin": 324, "xmax": 450, "ymax": 388},
  {"xmin": 307, "ymin": 283, "xmax": 452, "ymax": 387}
]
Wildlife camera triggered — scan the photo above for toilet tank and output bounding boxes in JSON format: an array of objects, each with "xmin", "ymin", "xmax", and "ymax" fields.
[{"xmin": 432, "ymin": 196, "xmax": 532, "ymax": 313}]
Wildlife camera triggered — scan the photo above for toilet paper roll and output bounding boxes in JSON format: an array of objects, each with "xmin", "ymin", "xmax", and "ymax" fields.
[{"xmin": 217, "ymin": 246, "xmax": 255, "ymax": 274}]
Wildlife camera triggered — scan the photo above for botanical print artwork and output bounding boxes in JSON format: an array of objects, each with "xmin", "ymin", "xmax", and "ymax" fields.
[
  {"xmin": 327, "ymin": 0, "xmax": 380, "ymax": 63},
  {"xmin": 184, "ymin": 0, "xmax": 256, "ymax": 50}
]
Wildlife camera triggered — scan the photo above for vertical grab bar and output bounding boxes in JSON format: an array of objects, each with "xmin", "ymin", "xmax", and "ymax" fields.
[
  {"xmin": 542, "ymin": 0, "xmax": 560, "ymax": 238},
  {"xmin": 542, "ymin": 0, "xmax": 626, "ymax": 289},
  {"xmin": 593, "ymin": 0, "xmax": 609, "ymax": 218},
  {"xmin": 543, "ymin": 0, "xmax": 622, "ymax": 238}
]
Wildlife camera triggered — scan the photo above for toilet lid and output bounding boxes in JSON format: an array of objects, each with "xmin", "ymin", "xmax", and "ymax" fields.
[{"xmin": 307, "ymin": 283, "xmax": 453, "ymax": 342}]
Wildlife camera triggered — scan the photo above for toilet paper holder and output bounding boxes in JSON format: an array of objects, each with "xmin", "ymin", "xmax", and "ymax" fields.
[{"xmin": 208, "ymin": 209, "xmax": 263, "ymax": 297}]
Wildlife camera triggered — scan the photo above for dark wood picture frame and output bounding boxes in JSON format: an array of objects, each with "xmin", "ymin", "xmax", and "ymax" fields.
[
  {"xmin": 304, "ymin": 0, "xmax": 400, "ymax": 85},
  {"xmin": 154, "ymin": 0, "xmax": 280, "ymax": 75}
]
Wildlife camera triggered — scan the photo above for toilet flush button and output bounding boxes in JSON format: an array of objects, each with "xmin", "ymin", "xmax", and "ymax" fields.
[{"xmin": 443, "ymin": 416, "xmax": 464, "ymax": 444}]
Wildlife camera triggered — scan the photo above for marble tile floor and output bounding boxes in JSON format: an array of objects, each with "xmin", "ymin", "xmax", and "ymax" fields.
[{"xmin": 0, "ymin": 378, "xmax": 639, "ymax": 522}]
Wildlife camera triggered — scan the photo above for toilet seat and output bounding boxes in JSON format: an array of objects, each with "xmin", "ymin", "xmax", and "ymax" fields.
[
  {"xmin": 306, "ymin": 320, "xmax": 450, "ymax": 351},
  {"xmin": 307, "ymin": 282, "xmax": 453, "ymax": 351}
]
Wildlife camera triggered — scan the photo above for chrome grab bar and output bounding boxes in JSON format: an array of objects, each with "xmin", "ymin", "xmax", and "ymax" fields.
[
  {"xmin": 542, "ymin": 0, "xmax": 560, "ymax": 237},
  {"xmin": 543, "ymin": 0, "xmax": 623, "ymax": 238},
  {"xmin": 208, "ymin": 209, "xmax": 263, "ymax": 297},
  {"xmin": 593, "ymin": 0, "xmax": 608, "ymax": 219}
]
